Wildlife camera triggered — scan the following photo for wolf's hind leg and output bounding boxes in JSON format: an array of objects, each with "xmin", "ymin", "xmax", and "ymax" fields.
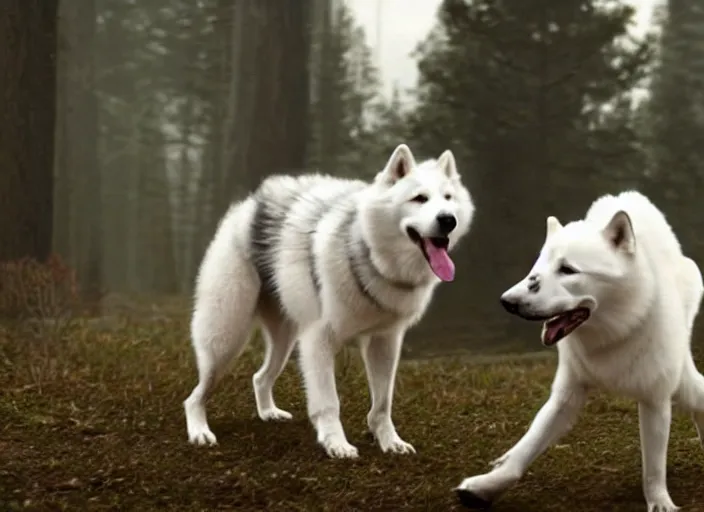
[
  {"xmin": 253, "ymin": 302, "xmax": 297, "ymax": 421},
  {"xmin": 184, "ymin": 238, "xmax": 261, "ymax": 446}
]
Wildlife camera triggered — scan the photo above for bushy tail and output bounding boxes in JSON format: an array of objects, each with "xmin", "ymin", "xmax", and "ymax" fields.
[{"xmin": 191, "ymin": 198, "xmax": 261, "ymax": 369}]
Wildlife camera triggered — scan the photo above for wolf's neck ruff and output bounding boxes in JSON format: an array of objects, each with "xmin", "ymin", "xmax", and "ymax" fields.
[{"xmin": 346, "ymin": 210, "xmax": 425, "ymax": 312}]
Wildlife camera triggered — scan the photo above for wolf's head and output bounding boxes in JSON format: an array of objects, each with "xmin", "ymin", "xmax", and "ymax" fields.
[
  {"xmin": 361, "ymin": 144, "xmax": 474, "ymax": 283},
  {"xmin": 500, "ymin": 211, "xmax": 638, "ymax": 346}
]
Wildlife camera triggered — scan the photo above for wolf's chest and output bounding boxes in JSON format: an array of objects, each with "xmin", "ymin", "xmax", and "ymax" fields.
[
  {"xmin": 565, "ymin": 340, "xmax": 671, "ymax": 401},
  {"xmin": 332, "ymin": 289, "xmax": 433, "ymax": 340}
]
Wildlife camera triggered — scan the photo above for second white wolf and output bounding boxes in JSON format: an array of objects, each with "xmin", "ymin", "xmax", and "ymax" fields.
[{"xmin": 457, "ymin": 190, "xmax": 704, "ymax": 512}]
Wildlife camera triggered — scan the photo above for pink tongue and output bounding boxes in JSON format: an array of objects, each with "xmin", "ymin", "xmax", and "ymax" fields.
[{"xmin": 422, "ymin": 239, "xmax": 455, "ymax": 281}]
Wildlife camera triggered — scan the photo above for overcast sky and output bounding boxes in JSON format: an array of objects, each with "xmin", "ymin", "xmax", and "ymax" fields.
[{"xmin": 347, "ymin": 0, "xmax": 661, "ymax": 99}]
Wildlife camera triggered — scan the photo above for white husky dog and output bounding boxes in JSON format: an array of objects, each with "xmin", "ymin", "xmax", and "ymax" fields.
[
  {"xmin": 456, "ymin": 191, "xmax": 704, "ymax": 511},
  {"xmin": 184, "ymin": 144, "xmax": 475, "ymax": 459}
]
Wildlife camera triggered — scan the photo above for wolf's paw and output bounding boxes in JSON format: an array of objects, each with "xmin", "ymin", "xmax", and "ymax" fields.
[
  {"xmin": 258, "ymin": 406, "xmax": 293, "ymax": 422},
  {"xmin": 322, "ymin": 437, "xmax": 359, "ymax": 459},
  {"xmin": 647, "ymin": 504, "xmax": 679, "ymax": 512},
  {"xmin": 455, "ymin": 477, "xmax": 493, "ymax": 509},
  {"xmin": 646, "ymin": 496, "xmax": 679, "ymax": 512},
  {"xmin": 378, "ymin": 434, "xmax": 416, "ymax": 455},
  {"xmin": 184, "ymin": 400, "xmax": 218, "ymax": 446},
  {"xmin": 187, "ymin": 425, "xmax": 218, "ymax": 446},
  {"xmin": 370, "ymin": 422, "xmax": 416, "ymax": 455}
]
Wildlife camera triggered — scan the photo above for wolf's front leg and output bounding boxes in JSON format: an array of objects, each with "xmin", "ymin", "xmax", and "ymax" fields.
[
  {"xmin": 638, "ymin": 399, "xmax": 679, "ymax": 512},
  {"xmin": 456, "ymin": 372, "xmax": 587, "ymax": 508},
  {"xmin": 298, "ymin": 321, "xmax": 358, "ymax": 459},
  {"xmin": 360, "ymin": 329, "xmax": 415, "ymax": 455}
]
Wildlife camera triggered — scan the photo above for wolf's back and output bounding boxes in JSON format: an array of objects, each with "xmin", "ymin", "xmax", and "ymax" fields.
[{"xmin": 243, "ymin": 173, "xmax": 367, "ymax": 300}]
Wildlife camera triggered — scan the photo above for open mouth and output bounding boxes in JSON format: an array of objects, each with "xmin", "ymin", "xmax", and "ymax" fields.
[
  {"xmin": 406, "ymin": 227, "xmax": 455, "ymax": 282},
  {"xmin": 539, "ymin": 307, "xmax": 590, "ymax": 346}
]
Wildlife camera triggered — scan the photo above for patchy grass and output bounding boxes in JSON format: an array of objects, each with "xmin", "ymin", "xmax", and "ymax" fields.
[{"xmin": 1, "ymin": 316, "xmax": 704, "ymax": 512}]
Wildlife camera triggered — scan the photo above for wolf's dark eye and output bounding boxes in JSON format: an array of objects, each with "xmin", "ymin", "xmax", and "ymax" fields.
[
  {"xmin": 444, "ymin": 194, "xmax": 452, "ymax": 201},
  {"xmin": 411, "ymin": 194, "xmax": 428, "ymax": 204},
  {"xmin": 558, "ymin": 264, "xmax": 579, "ymax": 276}
]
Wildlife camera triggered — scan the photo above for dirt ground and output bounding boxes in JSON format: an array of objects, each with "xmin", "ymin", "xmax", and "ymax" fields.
[{"xmin": 2, "ymin": 315, "xmax": 704, "ymax": 512}]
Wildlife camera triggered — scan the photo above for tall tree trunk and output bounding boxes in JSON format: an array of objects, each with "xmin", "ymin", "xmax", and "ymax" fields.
[
  {"xmin": 56, "ymin": 0, "xmax": 102, "ymax": 298},
  {"xmin": 318, "ymin": 1, "xmax": 341, "ymax": 171},
  {"xmin": 189, "ymin": 143, "xmax": 215, "ymax": 288},
  {"xmin": 125, "ymin": 116, "xmax": 142, "ymax": 292},
  {"xmin": 306, "ymin": 0, "xmax": 330, "ymax": 170},
  {"xmin": 95, "ymin": 6, "xmax": 135, "ymax": 294},
  {"xmin": 137, "ymin": 120, "xmax": 179, "ymax": 294},
  {"xmin": 53, "ymin": 24, "xmax": 70, "ymax": 263},
  {"xmin": 174, "ymin": 95, "xmax": 195, "ymax": 289},
  {"xmin": 216, "ymin": 0, "xmax": 242, "ymax": 213},
  {"xmin": 0, "ymin": 1, "xmax": 59, "ymax": 262},
  {"xmin": 218, "ymin": 0, "xmax": 311, "ymax": 208}
]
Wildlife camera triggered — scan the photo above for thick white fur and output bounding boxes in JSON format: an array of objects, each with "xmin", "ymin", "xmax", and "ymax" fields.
[
  {"xmin": 184, "ymin": 144, "xmax": 475, "ymax": 459},
  {"xmin": 457, "ymin": 191, "xmax": 704, "ymax": 511}
]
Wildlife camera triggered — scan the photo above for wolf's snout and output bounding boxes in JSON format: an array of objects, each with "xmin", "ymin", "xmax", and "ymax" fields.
[
  {"xmin": 436, "ymin": 213, "xmax": 457, "ymax": 235},
  {"xmin": 500, "ymin": 296, "xmax": 520, "ymax": 315}
]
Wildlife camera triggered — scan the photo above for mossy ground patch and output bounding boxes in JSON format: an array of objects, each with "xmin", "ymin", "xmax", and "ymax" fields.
[{"xmin": 1, "ymin": 315, "xmax": 703, "ymax": 511}]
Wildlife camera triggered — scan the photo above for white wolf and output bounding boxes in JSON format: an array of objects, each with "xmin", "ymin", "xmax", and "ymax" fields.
[
  {"xmin": 456, "ymin": 191, "xmax": 704, "ymax": 512},
  {"xmin": 184, "ymin": 144, "xmax": 475, "ymax": 459}
]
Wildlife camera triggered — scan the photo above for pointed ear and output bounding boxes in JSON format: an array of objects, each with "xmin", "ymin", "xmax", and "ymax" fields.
[
  {"xmin": 437, "ymin": 149, "xmax": 459, "ymax": 179},
  {"xmin": 603, "ymin": 210, "xmax": 635, "ymax": 254},
  {"xmin": 546, "ymin": 216, "xmax": 562, "ymax": 239},
  {"xmin": 379, "ymin": 144, "xmax": 415, "ymax": 185}
]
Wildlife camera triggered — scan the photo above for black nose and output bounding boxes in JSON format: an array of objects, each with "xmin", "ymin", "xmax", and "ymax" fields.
[
  {"xmin": 436, "ymin": 213, "xmax": 457, "ymax": 235},
  {"xmin": 500, "ymin": 297, "xmax": 520, "ymax": 315}
]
